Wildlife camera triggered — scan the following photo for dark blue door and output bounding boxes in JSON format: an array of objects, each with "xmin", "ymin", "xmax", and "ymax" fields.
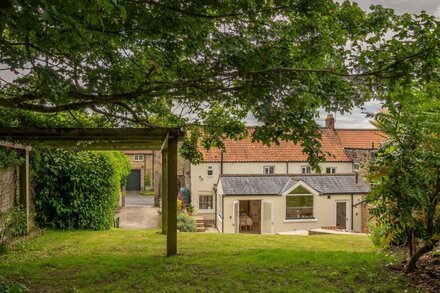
[{"xmin": 126, "ymin": 170, "xmax": 141, "ymax": 191}]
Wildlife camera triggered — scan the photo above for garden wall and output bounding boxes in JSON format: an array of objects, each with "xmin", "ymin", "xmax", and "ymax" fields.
[{"xmin": 0, "ymin": 167, "xmax": 18, "ymax": 213}]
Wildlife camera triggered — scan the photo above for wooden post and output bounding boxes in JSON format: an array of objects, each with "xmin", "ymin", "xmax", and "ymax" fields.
[
  {"xmin": 18, "ymin": 148, "xmax": 30, "ymax": 234},
  {"xmin": 166, "ymin": 135, "xmax": 178, "ymax": 256},
  {"xmin": 161, "ymin": 146, "xmax": 168, "ymax": 235}
]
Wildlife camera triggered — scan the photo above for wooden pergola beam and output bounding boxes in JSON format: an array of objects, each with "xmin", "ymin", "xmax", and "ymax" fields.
[{"xmin": 0, "ymin": 127, "xmax": 182, "ymax": 256}]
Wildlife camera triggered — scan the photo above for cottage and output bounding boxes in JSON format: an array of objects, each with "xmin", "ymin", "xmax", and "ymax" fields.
[
  {"xmin": 216, "ymin": 174, "xmax": 369, "ymax": 234},
  {"xmin": 190, "ymin": 114, "xmax": 386, "ymax": 233}
]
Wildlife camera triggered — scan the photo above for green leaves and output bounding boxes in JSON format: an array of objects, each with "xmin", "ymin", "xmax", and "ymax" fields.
[
  {"xmin": 367, "ymin": 85, "xmax": 440, "ymax": 261},
  {"xmin": 0, "ymin": 1, "xmax": 438, "ymax": 167},
  {"xmin": 31, "ymin": 148, "xmax": 130, "ymax": 230}
]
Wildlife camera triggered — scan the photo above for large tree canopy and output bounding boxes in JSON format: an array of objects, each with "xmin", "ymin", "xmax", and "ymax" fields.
[{"xmin": 0, "ymin": 0, "xmax": 439, "ymax": 165}]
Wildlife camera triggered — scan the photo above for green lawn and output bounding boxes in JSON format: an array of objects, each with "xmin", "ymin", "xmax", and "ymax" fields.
[{"xmin": 0, "ymin": 229, "xmax": 417, "ymax": 292}]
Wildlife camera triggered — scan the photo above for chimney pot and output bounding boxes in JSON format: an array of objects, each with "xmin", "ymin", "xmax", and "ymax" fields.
[{"xmin": 325, "ymin": 114, "xmax": 335, "ymax": 129}]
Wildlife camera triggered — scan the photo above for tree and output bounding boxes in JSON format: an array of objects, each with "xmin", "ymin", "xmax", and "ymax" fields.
[
  {"xmin": 0, "ymin": 0, "xmax": 438, "ymax": 166},
  {"xmin": 367, "ymin": 87, "xmax": 440, "ymax": 273}
]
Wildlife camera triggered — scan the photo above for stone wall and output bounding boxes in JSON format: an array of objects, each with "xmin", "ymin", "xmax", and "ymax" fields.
[
  {"xmin": 125, "ymin": 152, "xmax": 153, "ymax": 190},
  {"xmin": 344, "ymin": 149, "xmax": 374, "ymax": 176},
  {"xmin": 0, "ymin": 167, "xmax": 19, "ymax": 213}
]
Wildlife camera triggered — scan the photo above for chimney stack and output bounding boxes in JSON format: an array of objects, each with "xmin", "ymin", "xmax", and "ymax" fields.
[{"xmin": 325, "ymin": 114, "xmax": 335, "ymax": 129}]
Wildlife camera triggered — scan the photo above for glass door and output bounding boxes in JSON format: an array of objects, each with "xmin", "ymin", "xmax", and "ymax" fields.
[{"xmin": 262, "ymin": 201, "xmax": 273, "ymax": 234}]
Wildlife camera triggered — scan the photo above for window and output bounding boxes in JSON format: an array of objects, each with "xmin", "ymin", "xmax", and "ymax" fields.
[
  {"xmin": 286, "ymin": 186, "xmax": 314, "ymax": 219},
  {"xmin": 199, "ymin": 195, "xmax": 213, "ymax": 210},
  {"xmin": 263, "ymin": 166, "xmax": 275, "ymax": 174},
  {"xmin": 325, "ymin": 167, "xmax": 336, "ymax": 174},
  {"xmin": 134, "ymin": 155, "xmax": 144, "ymax": 161},
  {"xmin": 301, "ymin": 166, "xmax": 311, "ymax": 174},
  {"xmin": 353, "ymin": 163, "xmax": 360, "ymax": 172},
  {"xmin": 207, "ymin": 165, "xmax": 213, "ymax": 176}
]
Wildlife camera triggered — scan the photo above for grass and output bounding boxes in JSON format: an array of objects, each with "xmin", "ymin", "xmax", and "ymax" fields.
[
  {"xmin": 139, "ymin": 190, "xmax": 155, "ymax": 196},
  {"xmin": 0, "ymin": 229, "xmax": 419, "ymax": 292}
]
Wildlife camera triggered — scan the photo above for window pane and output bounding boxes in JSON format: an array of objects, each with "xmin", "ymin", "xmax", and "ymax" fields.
[
  {"xmin": 199, "ymin": 195, "xmax": 213, "ymax": 209},
  {"xmin": 286, "ymin": 195, "xmax": 313, "ymax": 219},
  {"xmin": 289, "ymin": 186, "xmax": 311, "ymax": 195}
]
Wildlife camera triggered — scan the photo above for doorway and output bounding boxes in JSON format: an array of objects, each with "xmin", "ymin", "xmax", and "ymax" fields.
[
  {"xmin": 336, "ymin": 202, "xmax": 347, "ymax": 229},
  {"xmin": 127, "ymin": 170, "xmax": 141, "ymax": 191},
  {"xmin": 238, "ymin": 200, "xmax": 261, "ymax": 234}
]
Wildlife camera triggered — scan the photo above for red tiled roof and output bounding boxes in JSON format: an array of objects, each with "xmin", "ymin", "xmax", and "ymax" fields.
[
  {"xmin": 124, "ymin": 150, "xmax": 153, "ymax": 155},
  {"xmin": 335, "ymin": 129, "xmax": 386, "ymax": 149},
  {"xmin": 200, "ymin": 128, "xmax": 350, "ymax": 163}
]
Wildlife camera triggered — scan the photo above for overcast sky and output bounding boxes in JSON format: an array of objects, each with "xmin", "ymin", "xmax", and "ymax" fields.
[{"xmin": 315, "ymin": 0, "xmax": 440, "ymax": 129}]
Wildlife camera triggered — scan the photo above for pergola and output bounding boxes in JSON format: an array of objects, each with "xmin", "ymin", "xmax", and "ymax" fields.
[{"xmin": 0, "ymin": 127, "xmax": 181, "ymax": 256}]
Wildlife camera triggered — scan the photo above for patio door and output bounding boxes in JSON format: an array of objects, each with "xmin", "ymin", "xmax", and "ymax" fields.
[
  {"xmin": 233, "ymin": 201, "xmax": 239, "ymax": 233},
  {"xmin": 261, "ymin": 201, "xmax": 273, "ymax": 234}
]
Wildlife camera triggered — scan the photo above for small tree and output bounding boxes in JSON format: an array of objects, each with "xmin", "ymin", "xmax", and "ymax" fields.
[{"xmin": 367, "ymin": 88, "xmax": 440, "ymax": 273}]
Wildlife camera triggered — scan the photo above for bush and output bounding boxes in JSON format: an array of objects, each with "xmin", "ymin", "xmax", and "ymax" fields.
[
  {"xmin": 0, "ymin": 206, "xmax": 27, "ymax": 254},
  {"xmin": 31, "ymin": 149, "xmax": 130, "ymax": 230},
  {"xmin": 177, "ymin": 213, "xmax": 196, "ymax": 232}
]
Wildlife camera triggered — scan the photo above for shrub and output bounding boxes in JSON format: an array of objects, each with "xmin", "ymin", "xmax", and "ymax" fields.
[
  {"xmin": 0, "ymin": 206, "xmax": 27, "ymax": 254},
  {"xmin": 177, "ymin": 213, "xmax": 196, "ymax": 232},
  {"xmin": 31, "ymin": 149, "xmax": 130, "ymax": 230}
]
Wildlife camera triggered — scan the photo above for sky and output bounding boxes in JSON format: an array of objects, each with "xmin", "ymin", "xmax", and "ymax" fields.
[{"xmin": 314, "ymin": 0, "xmax": 440, "ymax": 129}]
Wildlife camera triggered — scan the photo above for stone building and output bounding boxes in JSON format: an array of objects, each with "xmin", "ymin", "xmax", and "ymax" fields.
[{"xmin": 123, "ymin": 151, "xmax": 154, "ymax": 191}]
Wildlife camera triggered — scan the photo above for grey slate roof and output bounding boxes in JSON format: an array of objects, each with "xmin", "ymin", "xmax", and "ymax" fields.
[
  {"xmin": 295, "ymin": 175, "xmax": 370, "ymax": 194},
  {"xmin": 219, "ymin": 174, "xmax": 369, "ymax": 196},
  {"xmin": 220, "ymin": 176, "xmax": 292, "ymax": 195}
]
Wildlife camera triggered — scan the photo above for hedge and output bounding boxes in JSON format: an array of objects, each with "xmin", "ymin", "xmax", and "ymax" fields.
[{"xmin": 32, "ymin": 149, "xmax": 130, "ymax": 230}]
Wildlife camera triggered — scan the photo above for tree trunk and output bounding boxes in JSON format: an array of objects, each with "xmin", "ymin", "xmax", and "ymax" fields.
[{"xmin": 404, "ymin": 243, "xmax": 434, "ymax": 273}]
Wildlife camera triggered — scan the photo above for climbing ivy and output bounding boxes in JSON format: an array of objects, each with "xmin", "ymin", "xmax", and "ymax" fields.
[{"xmin": 0, "ymin": 147, "xmax": 24, "ymax": 170}]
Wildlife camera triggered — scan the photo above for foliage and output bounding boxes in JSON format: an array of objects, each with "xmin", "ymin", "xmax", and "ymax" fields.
[
  {"xmin": 1, "ymin": 1, "xmax": 438, "ymax": 168},
  {"xmin": 176, "ymin": 213, "xmax": 196, "ymax": 232},
  {"xmin": 0, "ymin": 146, "xmax": 24, "ymax": 170},
  {"xmin": 144, "ymin": 172, "xmax": 151, "ymax": 188},
  {"xmin": 96, "ymin": 151, "xmax": 131, "ymax": 209},
  {"xmin": 0, "ymin": 206, "xmax": 27, "ymax": 254},
  {"xmin": 0, "ymin": 230, "xmax": 413, "ymax": 292},
  {"xmin": 31, "ymin": 148, "xmax": 130, "ymax": 230},
  {"xmin": 367, "ymin": 89, "xmax": 440, "ymax": 272},
  {"xmin": 139, "ymin": 190, "xmax": 154, "ymax": 197}
]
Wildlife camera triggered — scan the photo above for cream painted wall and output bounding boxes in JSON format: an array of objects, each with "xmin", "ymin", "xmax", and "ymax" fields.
[
  {"xmin": 218, "ymin": 193, "xmax": 364, "ymax": 234},
  {"xmin": 190, "ymin": 161, "xmax": 354, "ymax": 220}
]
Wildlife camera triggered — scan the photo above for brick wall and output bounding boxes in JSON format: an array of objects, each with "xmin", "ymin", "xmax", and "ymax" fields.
[{"xmin": 0, "ymin": 167, "xmax": 19, "ymax": 213}]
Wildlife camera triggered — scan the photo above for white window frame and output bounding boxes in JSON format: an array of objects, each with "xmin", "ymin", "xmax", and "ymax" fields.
[
  {"xmin": 353, "ymin": 163, "xmax": 360, "ymax": 172},
  {"xmin": 263, "ymin": 165, "xmax": 275, "ymax": 174},
  {"xmin": 325, "ymin": 167, "xmax": 336, "ymax": 174},
  {"xmin": 199, "ymin": 195, "xmax": 214, "ymax": 211},
  {"xmin": 134, "ymin": 154, "xmax": 144, "ymax": 161},
  {"xmin": 207, "ymin": 165, "xmax": 214, "ymax": 177},
  {"xmin": 301, "ymin": 166, "xmax": 311, "ymax": 174}
]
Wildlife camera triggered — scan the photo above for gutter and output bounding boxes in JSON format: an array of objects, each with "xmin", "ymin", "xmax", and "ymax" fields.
[{"xmin": 351, "ymin": 193, "xmax": 354, "ymax": 230}]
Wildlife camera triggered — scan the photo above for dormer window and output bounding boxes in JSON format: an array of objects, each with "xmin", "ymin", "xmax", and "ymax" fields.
[
  {"xmin": 263, "ymin": 166, "xmax": 275, "ymax": 174},
  {"xmin": 353, "ymin": 163, "xmax": 360, "ymax": 172},
  {"xmin": 325, "ymin": 167, "xmax": 336, "ymax": 174},
  {"xmin": 301, "ymin": 166, "xmax": 311, "ymax": 174},
  {"xmin": 207, "ymin": 165, "xmax": 213, "ymax": 176}
]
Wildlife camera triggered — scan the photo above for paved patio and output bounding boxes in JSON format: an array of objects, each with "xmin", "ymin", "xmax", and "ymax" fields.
[{"xmin": 117, "ymin": 191, "xmax": 159, "ymax": 229}]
